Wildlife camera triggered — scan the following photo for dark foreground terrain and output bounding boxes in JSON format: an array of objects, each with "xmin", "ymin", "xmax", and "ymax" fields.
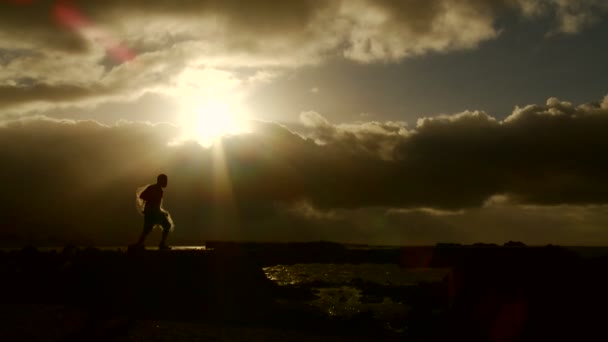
[{"xmin": 1, "ymin": 242, "xmax": 607, "ymax": 341}]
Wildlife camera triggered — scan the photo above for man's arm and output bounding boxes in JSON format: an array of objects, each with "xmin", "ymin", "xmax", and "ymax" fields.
[{"xmin": 139, "ymin": 186, "xmax": 150, "ymax": 200}]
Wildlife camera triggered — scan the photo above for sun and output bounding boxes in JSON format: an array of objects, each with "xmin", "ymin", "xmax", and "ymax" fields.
[{"xmin": 178, "ymin": 99, "xmax": 249, "ymax": 147}]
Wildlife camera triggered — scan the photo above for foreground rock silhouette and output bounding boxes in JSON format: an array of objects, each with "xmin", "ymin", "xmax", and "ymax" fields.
[{"xmin": 0, "ymin": 242, "xmax": 607, "ymax": 341}]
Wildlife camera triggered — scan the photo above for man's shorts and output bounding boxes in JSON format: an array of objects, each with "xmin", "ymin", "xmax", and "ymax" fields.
[{"xmin": 143, "ymin": 210, "xmax": 171, "ymax": 232}]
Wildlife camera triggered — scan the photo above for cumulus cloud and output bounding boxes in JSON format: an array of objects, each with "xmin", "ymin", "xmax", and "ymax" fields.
[
  {"xmin": 393, "ymin": 97, "xmax": 608, "ymax": 208},
  {"xmin": 2, "ymin": 95, "xmax": 608, "ymax": 244},
  {"xmin": 301, "ymin": 111, "xmax": 408, "ymax": 159},
  {"xmin": 297, "ymin": 96, "xmax": 608, "ymax": 210}
]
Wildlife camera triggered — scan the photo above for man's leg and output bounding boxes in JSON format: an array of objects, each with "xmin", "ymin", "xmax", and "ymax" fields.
[
  {"xmin": 158, "ymin": 215, "xmax": 171, "ymax": 249},
  {"xmin": 159, "ymin": 229, "xmax": 170, "ymax": 249},
  {"xmin": 137, "ymin": 219, "xmax": 153, "ymax": 245}
]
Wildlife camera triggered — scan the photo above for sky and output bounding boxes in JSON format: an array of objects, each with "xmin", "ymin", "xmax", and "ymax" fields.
[{"xmin": 1, "ymin": 0, "xmax": 608, "ymax": 246}]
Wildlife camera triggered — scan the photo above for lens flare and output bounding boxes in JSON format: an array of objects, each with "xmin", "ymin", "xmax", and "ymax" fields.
[
  {"xmin": 8, "ymin": 0, "xmax": 136, "ymax": 63},
  {"xmin": 53, "ymin": 1, "xmax": 135, "ymax": 62}
]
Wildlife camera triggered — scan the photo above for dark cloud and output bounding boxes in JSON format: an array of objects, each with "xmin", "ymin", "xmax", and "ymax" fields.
[
  {"xmin": 394, "ymin": 97, "xmax": 608, "ymax": 207},
  {"xmin": 42, "ymin": 92, "xmax": 180, "ymax": 125},
  {"xmin": 263, "ymin": 96, "xmax": 608, "ymax": 210},
  {"xmin": 1, "ymin": 96, "xmax": 608, "ymax": 244},
  {"xmin": 0, "ymin": 0, "xmax": 87, "ymax": 53},
  {"xmin": 516, "ymin": 0, "xmax": 608, "ymax": 34},
  {"xmin": 0, "ymin": 83, "xmax": 102, "ymax": 109}
]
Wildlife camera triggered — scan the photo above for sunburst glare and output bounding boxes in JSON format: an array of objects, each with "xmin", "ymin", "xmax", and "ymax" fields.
[
  {"xmin": 178, "ymin": 99, "xmax": 249, "ymax": 147},
  {"xmin": 171, "ymin": 68, "xmax": 251, "ymax": 147}
]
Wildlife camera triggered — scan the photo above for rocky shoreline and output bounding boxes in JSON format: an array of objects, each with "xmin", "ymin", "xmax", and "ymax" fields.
[{"xmin": 1, "ymin": 243, "xmax": 607, "ymax": 341}]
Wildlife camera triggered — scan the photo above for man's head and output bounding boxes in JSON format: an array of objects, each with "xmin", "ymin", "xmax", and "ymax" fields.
[{"xmin": 157, "ymin": 174, "xmax": 168, "ymax": 188}]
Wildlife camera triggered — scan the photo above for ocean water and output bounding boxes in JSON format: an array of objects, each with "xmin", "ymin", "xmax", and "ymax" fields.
[
  {"xmin": 263, "ymin": 263, "xmax": 449, "ymax": 286},
  {"xmin": 263, "ymin": 263, "xmax": 451, "ymax": 323}
]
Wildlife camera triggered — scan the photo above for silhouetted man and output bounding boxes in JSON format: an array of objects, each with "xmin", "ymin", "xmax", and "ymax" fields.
[{"xmin": 135, "ymin": 174, "xmax": 173, "ymax": 250}]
